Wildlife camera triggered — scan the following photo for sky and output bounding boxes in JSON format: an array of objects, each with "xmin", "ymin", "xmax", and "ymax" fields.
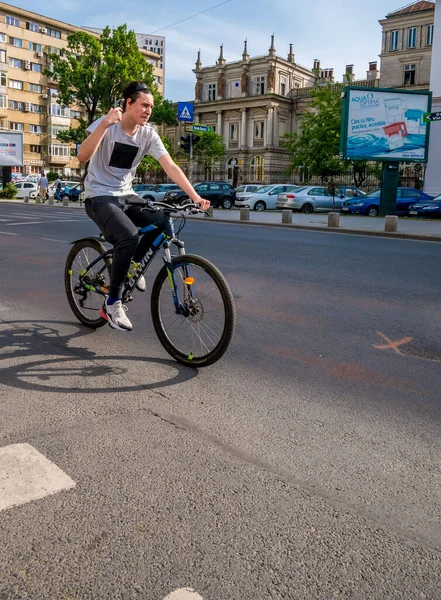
[{"xmin": 6, "ymin": 0, "xmax": 433, "ymax": 101}]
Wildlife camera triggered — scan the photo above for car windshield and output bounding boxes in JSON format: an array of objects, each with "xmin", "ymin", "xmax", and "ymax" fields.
[
  {"xmin": 365, "ymin": 190, "xmax": 381, "ymax": 198},
  {"xmin": 255, "ymin": 186, "xmax": 273, "ymax": 193},
  {"xmin": 430, "ymin": 194, "xmax": 441, "ymax": 202}
]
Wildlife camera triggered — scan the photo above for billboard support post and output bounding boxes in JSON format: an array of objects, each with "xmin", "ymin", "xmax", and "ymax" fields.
[{"xmin": 380, "ymin": 162, "xmax": 399, "ymax": 217}]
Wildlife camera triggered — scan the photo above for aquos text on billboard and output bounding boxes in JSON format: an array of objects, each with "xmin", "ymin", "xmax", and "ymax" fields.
[{"xmin": 340, "ymin": 87, "xmax": 432, "ymax": 163}]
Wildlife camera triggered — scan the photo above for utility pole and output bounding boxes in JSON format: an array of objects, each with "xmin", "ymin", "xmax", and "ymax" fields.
[{"xmin": 189, "ymin": 132, "xmax": 193, "ymax": 184}]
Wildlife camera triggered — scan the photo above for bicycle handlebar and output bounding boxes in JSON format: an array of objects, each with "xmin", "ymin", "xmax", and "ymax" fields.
[{"xmin": 124, "ymin": 197, "xmax": 209, "ymax": 216}]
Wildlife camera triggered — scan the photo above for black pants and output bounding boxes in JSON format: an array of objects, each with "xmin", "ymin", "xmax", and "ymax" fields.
[{"xmin": 85, "ymin": 195, "xmax": 169, "ymax": 299}]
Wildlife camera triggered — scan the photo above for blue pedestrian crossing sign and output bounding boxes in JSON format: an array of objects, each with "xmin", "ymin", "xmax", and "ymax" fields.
[{"xmin": 177, "ymin": 102, "xmax": 194, "ymax": 122}]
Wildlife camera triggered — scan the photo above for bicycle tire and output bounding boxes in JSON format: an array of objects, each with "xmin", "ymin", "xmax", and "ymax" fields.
[
  {"xmin": 65, "ymin": 239, "xmax": 111, "ymax": 328},
  {"xmin": 151, "ymin": 254, "xmax": 236, "ymax": 367}
]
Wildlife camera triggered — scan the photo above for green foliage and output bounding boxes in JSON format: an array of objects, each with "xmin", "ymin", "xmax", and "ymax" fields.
[
  {"xmin": 0, "ymin": 182, "xmax": 18, "ymax": 198},
  {"xmin": 151, "ymin": 99, "xmax": 178, "ymax": 126},
  {"xmin": 47, "ymin": 25, "xmax": 157, "ymax": 145},
  {"xmin": 282, "ymin": 83, "xmax": 345, "ymax": 178},
  {"xmin": 192, "ymin": 131, "xmax": 225, "ymax": 171},
  {"xmin": 46, "ymin": 171, "xmax": 59, "ymax": 182},
  {"xmin": 136, "ymin": 136, "xmax": 174, "ymax": 177}
]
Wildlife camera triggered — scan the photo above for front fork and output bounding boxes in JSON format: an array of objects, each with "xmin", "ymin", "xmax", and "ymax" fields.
[{"xmin": 163, "ymin": 239, "xmax": 193, "ymax": 315}]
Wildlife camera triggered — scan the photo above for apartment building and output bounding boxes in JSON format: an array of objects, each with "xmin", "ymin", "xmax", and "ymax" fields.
[
  {"xmin": 379, "ymin": 1, "xmax": 435, "ymax": 89},
  {"xmin": 0, "ymin": 2, "xmax": 162, "ymax": 177}
]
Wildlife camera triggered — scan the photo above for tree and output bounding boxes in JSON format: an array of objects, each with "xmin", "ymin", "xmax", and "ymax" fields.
[
  {"xmin": 151, "ymin": 99, "xmax": 178, "ymax": 126},
  {"xmin": 282, "ymin": 83, "xmax": 344, "ymax": 180},
  {"xmin": 192, "ymin": 131, "xmax": 225, "ymax": 179},
  {"xmin": 46, "ymin": 25, "xmax": 157, "ymax": 144}
]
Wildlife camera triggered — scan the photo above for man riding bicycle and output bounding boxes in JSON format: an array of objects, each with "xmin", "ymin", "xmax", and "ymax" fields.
[{"xmin": 78, "ymin": 81, "xmax": 210, "ymax": 332}]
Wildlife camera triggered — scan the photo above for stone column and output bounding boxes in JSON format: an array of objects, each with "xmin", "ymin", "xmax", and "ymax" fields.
[
  {"xmin": 241, "ymin": 108, "xmax": 247, "ymax": 149},
  {"xmin": 217, "ymin": 111, "xmax": 223, "ymax": 138},
  {"xmin": 266, "ymin": 106, "xmax": 274, "ymax": 148},
  {"xmin": 424, "ymin": 0, "xmax": 441, "ymax": 196},
  {"xmin": 272, "ymin": 106, "xmax": 278, "ymax": 147}
]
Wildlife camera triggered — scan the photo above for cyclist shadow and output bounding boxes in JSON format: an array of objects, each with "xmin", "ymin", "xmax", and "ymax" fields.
[{"xmin": 0, "ymin": 319, "xmax": 198, "ymax": 395}]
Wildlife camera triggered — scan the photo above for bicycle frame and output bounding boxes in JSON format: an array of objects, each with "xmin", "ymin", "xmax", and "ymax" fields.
[{"xmin": 77, "ymin": 214, "xmax": 194, "ymax": 315}]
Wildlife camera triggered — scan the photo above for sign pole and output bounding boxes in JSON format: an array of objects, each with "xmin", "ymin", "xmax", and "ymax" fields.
[
  {"xmin": 380, "ymin": 162, "xmax": 399, "ymax": 217},
  {"xmin": 189, "ymin": 133, "xmax": 193, "ymax": 183}
]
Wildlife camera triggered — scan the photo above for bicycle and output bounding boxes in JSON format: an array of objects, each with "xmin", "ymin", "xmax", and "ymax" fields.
[{"xmin": 64, "ymin": 199, "xmax": 236, "ymax": 367}]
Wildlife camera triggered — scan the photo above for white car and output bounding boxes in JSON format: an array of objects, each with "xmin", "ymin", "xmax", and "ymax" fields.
[
  {"xmin": 276, "ymin": 186, "xmax": 348, "ymax": 213},
  {"xmin": 234, "ymin": 184, "xmax": 261, "ymax": 195},
  {"xmin": 14, "ymin": 181, "xmax": 39, "ymax": 199},
  {"xmin": 235, "ymin": 184, "xmax": 299, "ymax": 211}
]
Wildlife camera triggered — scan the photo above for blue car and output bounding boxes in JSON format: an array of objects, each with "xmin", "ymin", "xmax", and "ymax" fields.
[
  {"xmin": 408, "ymin": 194, "xmax": 441, "ymax": 218},
  {"xmin": 58, "ymin": 184, "xmax": 83, "ymax": 202},
  {"xmin": 340, "ymin": 187, "xmax": 433, "ymax": 217}
]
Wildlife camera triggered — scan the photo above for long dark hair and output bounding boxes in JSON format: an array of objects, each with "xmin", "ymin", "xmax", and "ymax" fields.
[{"xmin": 122, "ymin": 81, "xmax": 152, "ymax": 111}]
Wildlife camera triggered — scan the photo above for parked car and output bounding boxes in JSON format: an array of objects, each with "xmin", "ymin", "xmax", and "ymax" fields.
[
  {"xmin": 340, "ymin": 187, "xmax": 434, "ymax": 217},
  {"xmin": 276, "ymin": 185, "xmax": 357, "ymax": 213},
  {"xmin": 48, "ymin": 180, "xmax": 79, "ymax": 199},
  {"xmin": 236, "ymin": 184, "xmax": 299, "ymax": 211},
  {"xmin": 141, "ymin": 183, "xmax": 183, "ymax": 202},
  {"xmin": 408, "ymin": 194, "xmax": 441, "ymax": 218},
  {"xmin": 14, "ymin": 181, "xmax": 39, "ymax": 199},
  {"xmin": 338, "ymin": 185, "xmax": 367, "ymax": 198},
  {"xmin": 133, "ymin": 183, "xmax": 157, "ymax": 194},
  {"xmin": 163, "ymin": 181, "xmax": 236, "ymax": 209},
  {"xmin": 234, "ymin": 184, "xmax": 261, "ymax": 195},
  {"xmin": 57, "ymin": 183, "xmax": 84, "ymax": 203}
]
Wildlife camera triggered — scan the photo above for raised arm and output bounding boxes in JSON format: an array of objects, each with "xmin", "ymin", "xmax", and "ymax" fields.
[{"xmin": 77, "ymin": 108, "xmax": 122, "ymax": 163}]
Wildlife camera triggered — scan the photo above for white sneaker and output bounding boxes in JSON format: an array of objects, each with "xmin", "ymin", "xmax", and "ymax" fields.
[
  {"xmin": 101, "ymin": 300, "xmax": 132, "ymax": 331},
  {"xmin": 129, "ymin": 261, "xmax": 146, "ymax": 292}
]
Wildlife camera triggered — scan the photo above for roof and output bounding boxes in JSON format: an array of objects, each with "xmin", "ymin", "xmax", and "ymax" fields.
[{"xmin": 387, "ymin": 1, "xmax": 435, "ymax": 17}]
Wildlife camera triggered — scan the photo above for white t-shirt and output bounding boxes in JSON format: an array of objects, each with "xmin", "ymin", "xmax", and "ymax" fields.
[{"xmin": 84, "ymin": 117, "xmax": 168, "ymax": 198}]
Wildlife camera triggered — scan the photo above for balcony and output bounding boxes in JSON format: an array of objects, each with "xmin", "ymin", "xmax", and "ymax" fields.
[
  {"xmin": 228, "ymin": 140, "xmax": 239, "ymax": 149},
  {"xmin": 253, "ymin": 139, "xmax": 264, "ymax": 148},
  {"xmin": 47, "ymin": 114, "xmax": 70, "ymax": 126},
  {"xmin": 0, "ymin": 106, "xmax": 7, "ymax": 117},
  {"xmin": 48, "ymin": 154, "xmax": 71, "ymax": 165}
]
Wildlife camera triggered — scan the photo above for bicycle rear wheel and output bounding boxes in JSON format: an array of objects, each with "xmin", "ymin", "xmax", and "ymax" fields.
[
  {"xmin": 65, "ymin": 239, "xmax": 111, "ymax": 328},
  {"xmin": 151, "ymin": 254, "xmax": 236, "ymax": 367}
]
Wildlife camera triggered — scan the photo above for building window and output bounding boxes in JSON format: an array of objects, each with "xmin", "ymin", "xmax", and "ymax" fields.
[
  {"xmin": 9, "ymin": 57, "xmax": 22, "ymax": 68},
  {"xmin": 0, "ymin": 33, "xmax": 6, "ymax": 42},
  {"xmin": 30, "ymin": 124, "xmax": 42, "ymax": 133},
  {"xmin": 250, "ymin": 155, "xmax": 264, "ymax": 181},
  {"xmin": 254, "ymin": 121, "xmax": 264, "ymax": 139},
  {"xmin": 28, "ymin": 42, "xmax": 42, "ymax": 52},
  {"xmin": 30, "ymin": 83, "xmax": 42, "ymax": 93},
  {"xmin": 49, "ymin": 145, "xmax": 71, "ymax": 157},
  {"xmin": 30, "ymin": 145, "xmax": 42, "ymax": 153},
  {"xmin": 160, "ymin": 40, "xmax": 163, "ymax": 46},
  {"xmin": 408, "ymin": 27, "xmax": 417, "ymax": 49},
  {"xmin": 26, "ymin": 22, "xmax": 39, "ymax": 32},
  {"xmin": 256, "ymin": 76, "xmax": 265, "ymax": 95},
  {"xmin": 6, "ymin": 16, "xmax": 20, "ymax": 27},
  {"xmin": 29, "ymin": 103, "xmax": 42, "ymax": 113},
  {"xmin": 390, "ymin": 30, "xmax": 399, "ymax": 51},
  {"xmin": 49, "ymin": 125, "xmax": 69, "ymax": 138},
  {"xmin": 0, "ymin": 50, "xmax": 6, "ymax": 64},
  {"xmin": 208, "ymin": 83, "xmax": 217, "ymax": 102},
  {"xmin": 46, "ymin": 28, "xmax": 61, "ymax": 39},
  {"xmin": 0, "ymin": 73, "xmax": 6, "ymax": 86},
  {"xmin": 427, "ymin": 23, "xmax": 434, "ymax": 46},
  {"xmin": 280, "ymin": 77, "xmax": 287, "ymax": 96},
  {"xmin": 9, "ymin": 79, "xmax": 23, "ymax": 90},
  {"xmin": 0, "ymin": 94, "xmax": 7, "ymax": 108},
  {"xmin": 50, "ymin": 103, "xmax": 70, "ymax": 117},
  {"xmin": 9, "ymin": 100, "xmax": 24, "ymax": 110},
  {"xmin": 9, "ymin": 37, "xmax": 22, "ymax": 48},
  {"xmin": 9, "ymin": 122, "xmax": 23, "ymax": 131},
  {"xmin": 31, "ymin": 63, "xmax": 42, "ymax": 72},
  {"xmin": 229, "ymin": 123, "xmax": 238, "ymax": 141},
  {"xmin": 404, "ymin": 64, "xmax": 416, "ymax": 86}
]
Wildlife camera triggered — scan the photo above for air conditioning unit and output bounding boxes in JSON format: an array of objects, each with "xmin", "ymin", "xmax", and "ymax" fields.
[
  {"xmin": 39, "ymin": 27, "xmax": 47, "ymax": 34},
  {"xmin": 41, "ymin": 93, "xmax": 48, "ymax": 99},
  {"xmin": 36, "ymin": 51, "xmax": 43, "ymax": 58},
  {"xmin": 24, "ymin": 60, "xmax": 31, "ymax": 70},
  {"xmin": 23, "ymin": 102, "xmax": 30, "ymax": 112}
]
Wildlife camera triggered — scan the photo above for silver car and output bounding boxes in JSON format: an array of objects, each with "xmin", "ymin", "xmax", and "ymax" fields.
[
  {"xmin": 276, "ymin": 186, "xmax": 347, "ymax": 214},
  {"xmin": 141, "ymin": 183, "xmax": 182, "ymax": 202},
  {"xmin": 235, "ymin": 184, "xmax": 299, "ymax": 211},
  {"xmin": 234, "ymin": 184, "xmax": 261, "ymax": 195}
]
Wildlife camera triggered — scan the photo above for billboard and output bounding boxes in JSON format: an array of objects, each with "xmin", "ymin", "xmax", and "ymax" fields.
[
  {"xmin": 0, "ymin": 131, "xmax": 24, "ymax": 167},
  {"xmin": 340, "ymin": 87, "xmax": 432, "ymax": 163}
]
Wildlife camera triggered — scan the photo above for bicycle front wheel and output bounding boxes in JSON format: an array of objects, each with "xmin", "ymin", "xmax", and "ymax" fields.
[
  {"xmin": 65, "ymin": 239, "xmax": 111, "ymax": 328},
  {"xmin": 151, "ymin": 254, "xmax": 236, "ymax": 367}
]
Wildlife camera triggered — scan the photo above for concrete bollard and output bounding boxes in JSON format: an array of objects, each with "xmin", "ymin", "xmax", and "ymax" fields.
[
  {"xmin": 62, "ymin": 198, "xmax": 69, "ymax": 207},
  {"xmin": 35, "ymin": 196, "xmax": 41, "ymax": 204},
  {"xmin": 240, "ymin": 208, "xmax": 250, "ymax": 221},
  {"xmin": 385, "ymin": 215, "xmax": 398, "ymax": 232},
  {"xmin": 24, "ymin": 197, "xmax": 29, "ymax": 203},
  {"xmin": 48, "ymin": 197, "xmax": 54, "ymax": 206},
  {"xmin": 282, "ymin": 209, "xmax": 292, "ymax": 224},
  {"xmin": 205, "ymin": 206, "xmax": 214, "ymax": 218},
  {"xmin": 328, "ymin": 212, "xmax": 340, "ymax": 228}
]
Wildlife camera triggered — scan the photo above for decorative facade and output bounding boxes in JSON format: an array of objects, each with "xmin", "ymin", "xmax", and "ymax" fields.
[{"xmin": 379, "ymin": 1, "xmax": 435, "ymax": 89}]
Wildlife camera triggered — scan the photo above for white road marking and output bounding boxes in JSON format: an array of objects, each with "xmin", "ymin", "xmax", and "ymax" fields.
[
  {"xmin": 0, "ymin": 231, "xmax": 18, "ymax": 235},
  {"xmin": 163, "ymin": 589, "xmax": 203, "ymax": 600},
  {"xmin": 7, "ymin": 219, "xmax": 81, "ymax": 226},
  {"xmin": 40, "ymin": 237, "xmax": 68, "ymax": 243},
  {"xmin": 0, "ymin": 443, "xmax": 76, "ymax": 512}
]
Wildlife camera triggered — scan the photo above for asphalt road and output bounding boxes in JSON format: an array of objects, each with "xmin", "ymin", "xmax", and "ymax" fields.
[{"xmin": 0, "ymin": 202, "xmax": 440, "ymax": 599}]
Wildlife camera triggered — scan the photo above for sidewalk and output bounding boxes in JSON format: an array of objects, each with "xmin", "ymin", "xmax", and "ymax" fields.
[{"xmin": 2, "ymin": 198, "xmax": 441, "ymax": 242}]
